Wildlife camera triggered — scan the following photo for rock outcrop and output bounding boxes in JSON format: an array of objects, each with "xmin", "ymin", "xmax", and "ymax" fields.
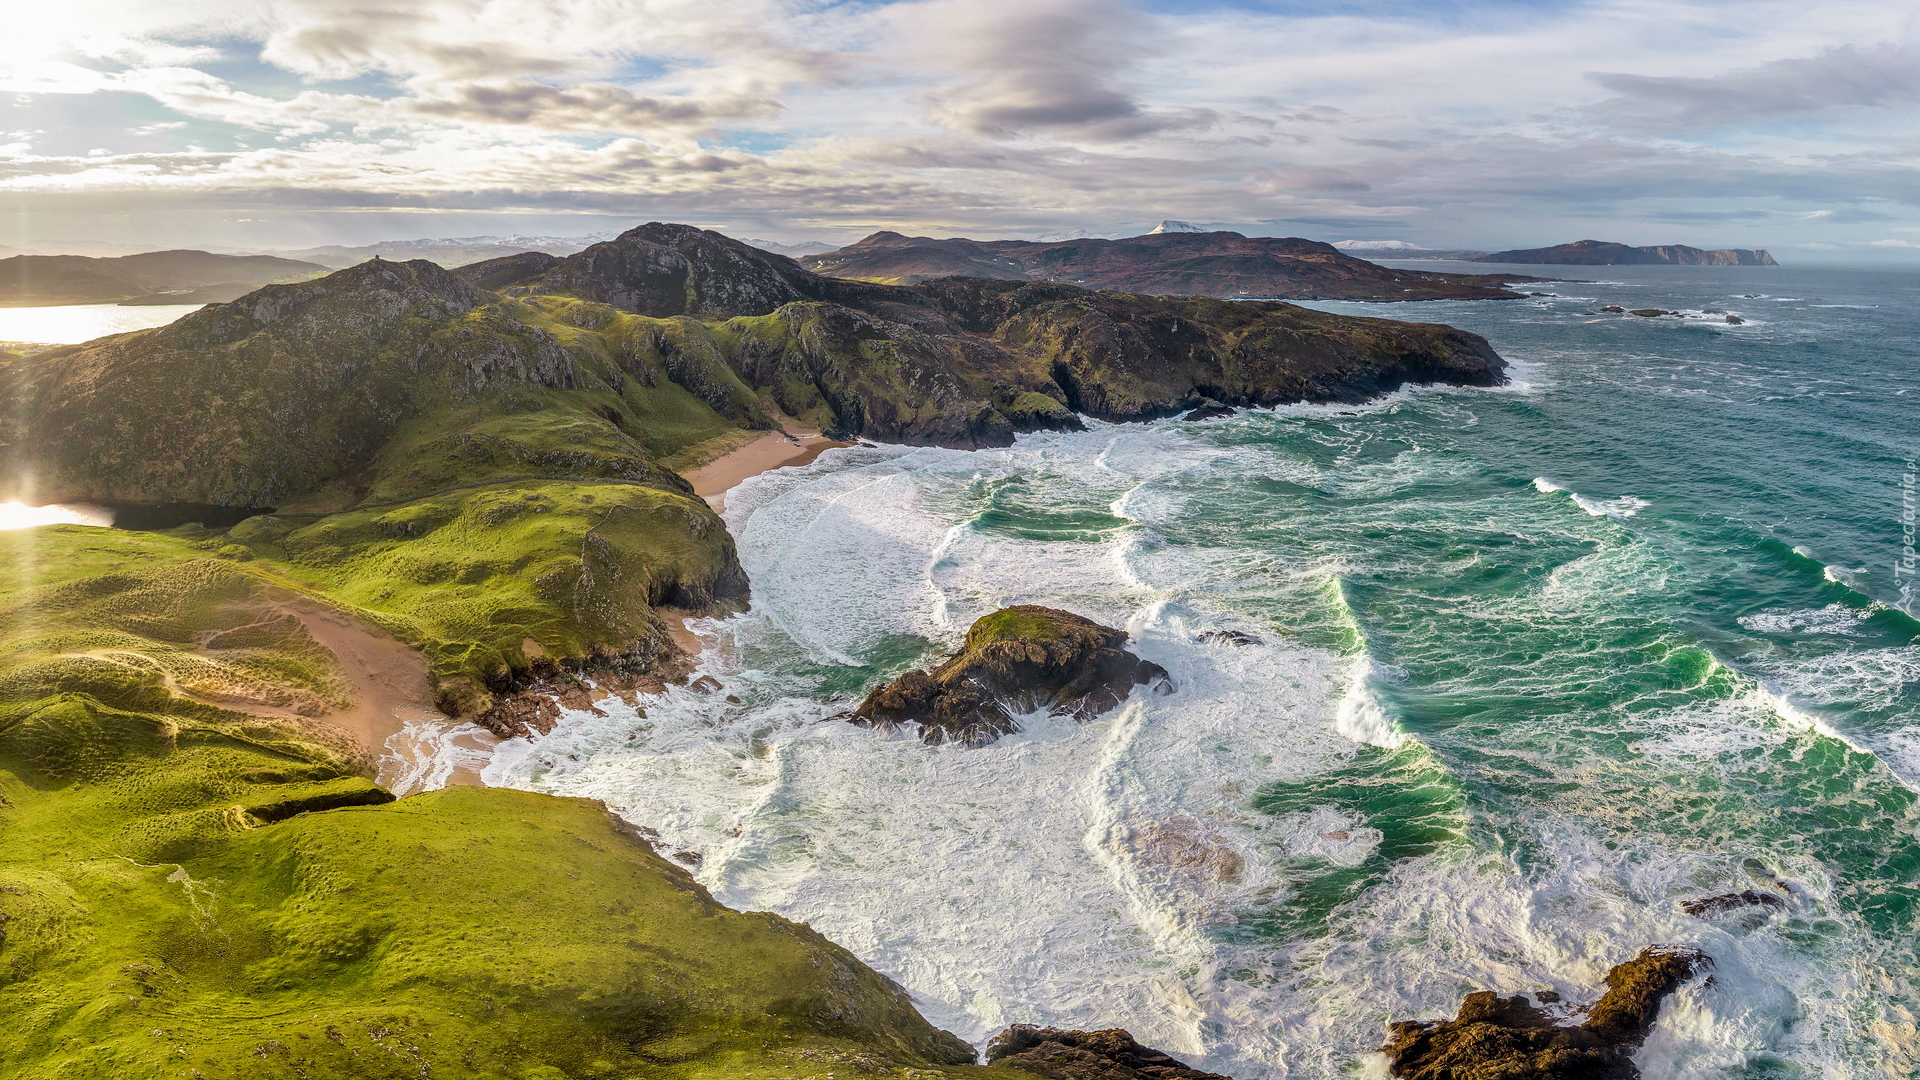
[
  {"xmin": 1380, "ymin": 946, "xmax": 1708, "ymax": 1079},
  {"xmin": 847, "ymin": 606, "xmax": 1170, "ymax": 745},
  {"xmin": 986, "ymin": 1025, "xmax": 1235, "ymax": 1079},
  {"xmin": 801, "ymin": 229, "xmax": 1531, "ymax": 300}
]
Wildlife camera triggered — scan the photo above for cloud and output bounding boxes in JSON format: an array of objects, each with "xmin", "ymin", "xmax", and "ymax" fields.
[
  {"xmin": 403, "ymin": 80, "xmax": 776, "ymax": 134},
  {"xmin": 0, "ymin": 0, "xmax": 1915, "ymax": 255},
  {"xmin": 896, "ymin": 0, "xmax": 1209, "ymax": 140},
  {"xmin": 1591, "ymin": 44, "xmax": 1920, "ymax": 131}
]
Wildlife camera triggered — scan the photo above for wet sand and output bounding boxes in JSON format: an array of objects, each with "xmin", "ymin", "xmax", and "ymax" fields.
[{"xmin": 192, "ymin": 593, "xmax": 494, "ymax": 793}]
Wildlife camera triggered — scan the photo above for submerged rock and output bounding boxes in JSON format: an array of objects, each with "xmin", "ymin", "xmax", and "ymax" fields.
[
  {"xmin": 1198, "ymin": 628, "xmax": 1262, "ymax": 646},
  {"xmin": 1181, "ymin": 401, "xmax": 1237, "ymax": 421},
  {"xmin": 1681, "ymin": 888, "xmax": 1785, "ymax": 920},
  {"xmin": 846, "ymin": 606, "xmax": 1171, "ymax": 745},
  {"xmin": 986, "ymin": 1025, "xmax": 1235, "ymax": 1079},
  {"xmin": 1380, "ymin": 945, "xmax": 1708, "ymax": 1079}
]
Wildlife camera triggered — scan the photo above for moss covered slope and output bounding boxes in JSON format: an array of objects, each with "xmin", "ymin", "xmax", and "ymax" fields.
[
  {"xmin": 0, "ymin": 266, "xmax": 768, "ymax": 714},
  {"xmin": 0, "ymin": 525, "xmax": 1006, "ymax": 1079}
]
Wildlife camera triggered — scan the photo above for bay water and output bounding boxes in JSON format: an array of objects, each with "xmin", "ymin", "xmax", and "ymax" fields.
[{"xmin": 461, "ymin": 263, "xmax": 1918, "ymax": 1077}]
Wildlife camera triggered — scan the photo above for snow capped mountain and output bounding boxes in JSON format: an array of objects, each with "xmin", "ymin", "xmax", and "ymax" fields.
[
  {"xmin": 738, "ymin": 237, "xmax": 841, "ymax": 257},
  {"xmin": 1147, "ymin": 220, "xmax": 1207, "ymax": 234},
  {"xmin": 1331, "ymin": 239, "xmax": 1432, "ymax": 251}
]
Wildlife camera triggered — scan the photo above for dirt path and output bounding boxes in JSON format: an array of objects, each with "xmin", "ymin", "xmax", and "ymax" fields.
[{"xmin": 271, "ymin": 595, "xmax": 440, "ymax": 752}]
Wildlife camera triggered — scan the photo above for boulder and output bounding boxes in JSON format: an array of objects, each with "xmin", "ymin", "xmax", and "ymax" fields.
[
  {"xmin": 1381, "ymin": 946, "xmax": 1708, "ymax": 1079},
  {"xmin": 846, "ymin": 606, "xmax": 1170, "ymax": 745},
  {"xmin": 1181, "ymin": 401, "xmax": 1237, "ymax": 422},
  {"xmin": 986, "ymin": 1025, "xmax": 1235, "ymax": 1079}
]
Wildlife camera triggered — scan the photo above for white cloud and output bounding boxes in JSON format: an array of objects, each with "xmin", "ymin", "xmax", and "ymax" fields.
[{"xmin": 0, "ymin": 0, "xmax": 1913, "ymax": 252}]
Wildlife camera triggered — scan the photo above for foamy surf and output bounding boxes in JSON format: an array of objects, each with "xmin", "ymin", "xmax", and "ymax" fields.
[
  {"xmin": 1532, "ymin": 477, "xmax": 1648, "ymax": 519},
  {"xmin": 477, "ymin": 346, "xmax": 1920, "ymax": 1078}
]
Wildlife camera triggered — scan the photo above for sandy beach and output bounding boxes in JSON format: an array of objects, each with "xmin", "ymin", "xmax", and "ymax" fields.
[{"xmin": 682, "ymin": 413, "xmax": 852, "ymax": 511}]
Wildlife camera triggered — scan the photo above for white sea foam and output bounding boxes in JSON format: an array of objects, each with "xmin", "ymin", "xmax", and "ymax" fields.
[
  {"xmin": 379, "ymin": 718, "xmax": 497, "ymax": 796},
  {"xmin": 1531, "ymin": 477, "xmax": 1647, "ymax": 519},
  {"xmin": 1738, "ymin": 604, "xmax": 1865, "ymax": 636},
  {"xmin": 1334, "ymin": 658, "xmax": 1405, "ymax": 749}
]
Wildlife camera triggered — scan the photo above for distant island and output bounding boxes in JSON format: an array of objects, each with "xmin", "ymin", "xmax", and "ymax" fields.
[
  {"xmin": 1470, "ymin": 240, "xmax": 1777, "ymax": 266},
  {"xmin": 0, "ymin": 249, "xmax": 327, "ymax": 306},
  {"xmin": 801, "ymin": 229, "xmax": 1539, "ymax": 301}
]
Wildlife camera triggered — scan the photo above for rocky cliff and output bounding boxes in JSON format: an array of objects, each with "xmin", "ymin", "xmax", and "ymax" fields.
[{"xmin": 800, "ymin": 229, "xmax": 1531, "ymax": 299}]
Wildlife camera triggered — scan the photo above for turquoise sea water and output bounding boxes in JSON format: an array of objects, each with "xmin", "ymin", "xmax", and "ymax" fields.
[{"xmin": 479, "ymin": 262, "xmax": 1920, "ymax": 1077}]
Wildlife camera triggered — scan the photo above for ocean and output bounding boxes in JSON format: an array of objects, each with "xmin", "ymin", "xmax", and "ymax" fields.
[
  {"xmin": 0, "ymin": 303, "xmax": 203, "ymax": 345},
  {"xmin": 436, "ymin": 262, "xmax": 1918, "ymax": 1077}
]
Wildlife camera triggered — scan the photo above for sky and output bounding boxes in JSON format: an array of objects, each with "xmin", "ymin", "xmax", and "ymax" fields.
[{"xmin": 1, "ymin": 0, "xmax": 1917, "ymax": 259}]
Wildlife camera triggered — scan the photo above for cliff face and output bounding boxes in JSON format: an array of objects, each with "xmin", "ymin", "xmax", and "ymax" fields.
[
  {"xmin": 801, "ymin": 229, "xmax": 1530, "ymax": 300},
  {"xmin": 1473, "ymin": 240, "xmax": 1776, "ymax": 266},
  {"xmin": 505, "ymin": 225, "xmax": 1510, "ymax": 446}
]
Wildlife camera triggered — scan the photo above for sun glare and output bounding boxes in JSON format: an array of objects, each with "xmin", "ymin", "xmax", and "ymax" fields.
[{"xmin": 0, "ymin": 501, "xmax": 112, "ymax": 530}]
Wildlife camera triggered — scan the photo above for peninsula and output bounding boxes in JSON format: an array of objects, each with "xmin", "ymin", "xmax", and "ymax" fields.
[
  {"xmin": 801, "ymin": 229, "xmax": 1537, "ymax": 300},
  {"xmin": 1470, "ymin": 240, "xmax": 1777, "ymax": 266}
]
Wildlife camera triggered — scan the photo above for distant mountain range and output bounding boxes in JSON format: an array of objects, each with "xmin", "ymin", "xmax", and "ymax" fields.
[
  {"xmin": 1331, "ymin": 239, "xmax": 1779, "ymax": 266},
  {"xmin": 0, "ymin": 250, "xmax": 328, "ymax": 306},
  {"xmin": 1472, "ymin": 240, "xmax": 1777, "ymax": 266},
  {"xmin": 799, "ymin": 229, "xmax": 1535, "ymax": 301},
  {"xmin": 738, "ymin": 237, "xmax": 841, "ymax": 257},
  {"xmin": 266, "ymin": 232, "xmax": 843, "ymax": 268},
  {"xmin": 267, "ymin": 234, "xmax": 623, "ymax": 269}
]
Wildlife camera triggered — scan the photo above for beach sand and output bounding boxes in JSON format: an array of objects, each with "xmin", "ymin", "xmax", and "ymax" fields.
[{"xmin": 683, "ymin": 413, "xmax": 852, "ymax": 512}]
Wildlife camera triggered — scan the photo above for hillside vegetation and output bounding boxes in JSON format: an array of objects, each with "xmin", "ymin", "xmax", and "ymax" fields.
[{"xmin": 0, "ymin": 223, "xmax": 1512, "ymax": 1078}]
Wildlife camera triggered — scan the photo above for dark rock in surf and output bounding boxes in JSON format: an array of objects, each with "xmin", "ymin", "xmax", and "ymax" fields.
[
  {"xmin": 1198, "ymin": 629, "xmax": 1261, "ymax": 647},
  {"xmin": 1380, "ymin": 945, "xmax": 1708, "ymax": 1079},
  {"xmin": 986, "ymin": 1025, "xmax": 1235, "ymax": 1079},
  {"xmin": 1681, "ymin": 889, "xmax": 1785, "ymax": 920},
  {"xmin": 1181, "ymin": 401, "xmax": 1237, "ymax": 422},
  {"xmin": 1628, "ymin": 309, "xmax": 1675, "ymax": 318},
  {"xmin": 1599, "ymin": 306, "xmax": 1625, "ymax": 313},
  {"xmin": 1724, "ymin": 315, "xmax": 1744, "ymax": 325},
  {"xmin": 846, "ymin": 606, "xmax": 1170, "ymax": 746}
]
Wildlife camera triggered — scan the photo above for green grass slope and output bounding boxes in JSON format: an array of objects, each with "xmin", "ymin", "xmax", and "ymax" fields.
[{"xmin": 0, "ymin": 526, "xmax": 1014, "ymax": 1079}]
